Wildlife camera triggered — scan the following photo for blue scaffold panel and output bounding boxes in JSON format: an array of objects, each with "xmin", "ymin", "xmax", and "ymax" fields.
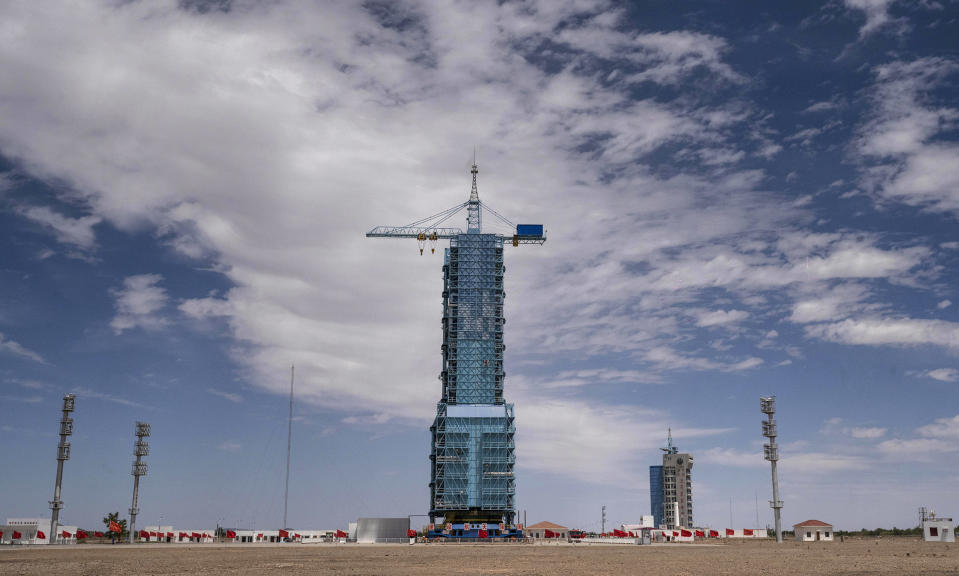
[{"xmin": 516, "ymin": 224, "xmax": 543, "ymax": 236}]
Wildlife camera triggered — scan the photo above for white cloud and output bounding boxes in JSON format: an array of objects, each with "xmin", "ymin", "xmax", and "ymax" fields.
[
  {"xmin": 848, "ymin": 426, "xmax": 887, "ymax": 439},
  {"xmin": 877, "ymin": 437, "xmax": 957, "ymax": 456},
  {"xmin": 0, "ymin": 332, "xmax": 45, "ymax": 364},
  {"xmin": 208, "ymin": 387, "xmax": 243, "ymax": 403},
  {"xmin": 926, "ymin": 368, "xmax": 958, "ymax": 382},
  {"xmin": 218, "ymin": 441, "xmax": 242, "ymax": 453},
  {"xmin": 856, "ymin": 58, "xmax": 959, "ymax": 217},
  {"xmin": 110, "ymin": 274, "xmax": 169, "ymax": 334},
  {"xmin": 692, "ymin": 309, "xmax": 749, "ymax": 327},
  {"xmin": 180, "ymin": 296, "xmax": 233, "ymax": 319},
  {"xmin": 805, "ymin": 317, "xmax": 959, "ymax": 351},
  {"xmin": 18, "ymin": 205, "xmax": 101, "ymax": 250},
  {"xmin": 916, "ymin": 413, "xmax": 959, "ymax": 439},
  {"xmin": 938, "ymin": 300, "xmax": 952, "ymax": 309},
  {"xmin": 700, "ymin": 446, "xmax": 870, "ymax": 473},
  {"xmin": 843, "ymin": 0, "xmax": 901, "ymax": 38}
]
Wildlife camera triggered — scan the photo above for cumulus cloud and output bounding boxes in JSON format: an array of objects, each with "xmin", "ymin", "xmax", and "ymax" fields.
[
  {"xmin": 848, "ymin": 426, "xmax": 887, "ymax": 439},
  {"xmin": 843, "ymin": 0, "xmax": 903, "ymax": 38},
  {"xmin": 110, "ymin": 274, "xmax": 169, "ymax": 334},
  {"xmin": 926, "ymin": 368, "xmax": 958, "ymax": 382}
]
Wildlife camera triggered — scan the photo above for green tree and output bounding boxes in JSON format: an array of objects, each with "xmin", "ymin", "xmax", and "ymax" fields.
[{"xmin": 102, "ymin": 511, "xmax": 128, "ymax": 541}]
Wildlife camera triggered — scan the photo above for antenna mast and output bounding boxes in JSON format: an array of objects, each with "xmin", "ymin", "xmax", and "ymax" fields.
[
  {"xmin": 284, "ymin": 365, "xmax": 294, "ymax": 529},
  {"xmin": 49, "ymin": 394, "xmax": 75, "ymax": 544},
  {"xmin": 761, "ymin": 396, "xmax": 783, "ymax": 543}
]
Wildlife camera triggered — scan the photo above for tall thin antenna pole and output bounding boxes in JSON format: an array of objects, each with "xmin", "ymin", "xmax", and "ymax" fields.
[
  {"xmin": 761, "ymin": 396, "xmax": 783, "ymax": 543},
  {"xmin": 50, "ymin": 394, "xmax": 75, "ymax": 544},
  {"xmin": 284, "ymin": 365, "xmax": 294, "ymax": 529}
]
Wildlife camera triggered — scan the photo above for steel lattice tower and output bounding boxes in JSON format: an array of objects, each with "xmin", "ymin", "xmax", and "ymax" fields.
[{"xmin": 367, "ymin": 162, "xmax": 545, "ymax": 527}]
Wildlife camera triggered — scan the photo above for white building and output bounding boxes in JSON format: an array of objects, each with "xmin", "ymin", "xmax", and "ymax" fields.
[
  {"xmin": 793, "ymin": 520, "xmax": 833, "ymax": 542},
  {"xmin": 921, "ymin": 511, "xmax": 955, "ymax": 543},
  {"xmin": 2, "ymin": 518, "xmax": 78, "ymax": 544}
]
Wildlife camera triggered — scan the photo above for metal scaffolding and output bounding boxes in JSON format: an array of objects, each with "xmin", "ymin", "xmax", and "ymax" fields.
[{"xmin": 368, "ymin": 161, "xmax": 544, "ymax": 527}]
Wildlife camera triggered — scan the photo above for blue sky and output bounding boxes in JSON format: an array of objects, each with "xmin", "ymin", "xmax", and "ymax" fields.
[{"xmin": 1, "ymin": 0, "xmax": 958, "ymax": 533}]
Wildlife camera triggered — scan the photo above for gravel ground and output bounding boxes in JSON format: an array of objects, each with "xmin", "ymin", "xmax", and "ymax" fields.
[{"xmin": 0, "ymin": 537, "xmax": 956, "ymax": 575}]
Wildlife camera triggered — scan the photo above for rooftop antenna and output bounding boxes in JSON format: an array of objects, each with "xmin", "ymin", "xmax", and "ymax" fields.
[
  {"xmin": 49, "ymin": 394, "xmax": 75, "ymax": 545},
  {"xmin": 283, "ymin": 365, "xmax": 294, "ymax": 530},
  {"xmin": 661, "ymin": 428, "xmax": 677, "ymax": 454}
]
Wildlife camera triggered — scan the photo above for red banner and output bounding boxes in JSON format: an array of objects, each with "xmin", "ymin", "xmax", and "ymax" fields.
[
  {"xmin": 726, "ymin": 528, "xmax": 735, "ymax": 536},
  {"xmin": 744, "ymin": 529, "xmax": 754, "ymax": 536},
  {"xmin": 226, "ymin": 530, "xmax": 237, "ymax": 539},
  {"xmin": 279, "ymin": 529, "xmax": 290, "ymax": 538},
  {"xmin": 13, "ymin": 531, "xmax": 22, "ymax": 539},
  {"xmin": 478, "ymin": 530, "xmax": 489, "ymax": 539},
  {"xmin": 681, "ymin": 529, "xmax": 693, "ymax": 537}
]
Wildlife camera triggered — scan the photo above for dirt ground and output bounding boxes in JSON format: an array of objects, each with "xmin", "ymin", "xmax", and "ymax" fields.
[{"xmin": 1, "ymin": 537, "xmax": 957, "ymax": 576}]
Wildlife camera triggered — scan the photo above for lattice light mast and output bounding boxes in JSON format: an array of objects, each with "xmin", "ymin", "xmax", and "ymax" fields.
[
  {"xmin": 367, "ymin": 161, "xmax": 545, "ymax": 530},
  {"xmin": 49, "ymin": 394, "xmax": 75, "ymax": 544},
  {"xmin": 129, "ymin": 421, "xmax": 150, "ymax": 543},
  {"xmin": 761, "ymin": 396, "xmax": 783, "ymax": 543}
]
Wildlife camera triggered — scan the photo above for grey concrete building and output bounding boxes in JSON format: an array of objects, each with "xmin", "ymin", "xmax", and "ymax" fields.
[{"xmin": 659, "ymin": 430, "xmax": 693, "ymax": 529}]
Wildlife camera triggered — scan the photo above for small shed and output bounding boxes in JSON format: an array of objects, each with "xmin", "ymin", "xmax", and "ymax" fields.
[
  {"xmin": 922, "ymin": 513, "xmax": 955, "ymax": 543},
  {"xmin": 793, "ymin": 520, "xmax": 833, "ymax": 542},
  {"xmin": 526, "ymin": 521, "xmax": 568, "ymax": 539}
]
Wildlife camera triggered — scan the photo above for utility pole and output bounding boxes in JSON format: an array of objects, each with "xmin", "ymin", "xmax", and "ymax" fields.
[
  {"xmin": 761, "ymin": 396, "xmax": 783, "ymax": 543},
  {"xmin": 129, "ymin": 422, "xmax": 150, "ymax": 544},
  {"xmin": 602, "ymin": 505, "xmax": 606, "ymax": 535},
  {"xmin": 284, "ymin": 365, "xmax": 294, "ymax": 530},
  {"xmin": 50, "ymin": 394, "xmax": 75, "ymax": 544}
]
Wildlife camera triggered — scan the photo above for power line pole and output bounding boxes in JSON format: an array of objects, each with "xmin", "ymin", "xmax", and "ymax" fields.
[
  {"xmin": 761, "ymin": 396, "xmax": 783, "ymax": 543},
  {"xmin": 284, "ymin": 365, "xmax": 294, "ymax": 530},
  {"xmin": 130, "ymin": 422, "xmax": 150, "ymax": 544},
  {"xmin": 602, "ymin": 505, "xmax": 606, "ymax": 535},
  {"xmin": 49, "ymin": 394, "xmax": 75, "ymax": 545}
]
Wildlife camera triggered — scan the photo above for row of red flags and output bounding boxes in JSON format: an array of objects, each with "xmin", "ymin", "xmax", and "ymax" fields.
[{"xmin": 582, "ymin": 528, "xmax": 758, "ymax": 538}]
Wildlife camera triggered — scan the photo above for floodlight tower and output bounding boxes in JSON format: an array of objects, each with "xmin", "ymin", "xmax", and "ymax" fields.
[
  {"xmin": 760, "ymin": 396, "xmax": 783, "ymax": 543},
  {"xmin": 367, "ymin": 161, "xmax": 546, "ymax": 531},
  {"xmin": 49, "ymin": 393, "xmax": 75, "ymax": 544},
  {"xmin": 129, "ymin": 421, "xmax": 150, "ymax": 543}
]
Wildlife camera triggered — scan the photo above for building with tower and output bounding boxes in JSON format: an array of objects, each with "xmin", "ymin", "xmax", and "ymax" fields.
[
  {"xmin": 649, "ymin": 430, "xmax": 693, "ymax": 529},
  {"xmin": 367, "ymin": 161, "xmax": 545, "ymax": 534}
]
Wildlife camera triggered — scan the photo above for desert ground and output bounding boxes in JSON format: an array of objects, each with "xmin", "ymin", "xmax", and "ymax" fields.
[{"xmin": 1, "ymin": 538, "xmax": 957, "ymax": 575}]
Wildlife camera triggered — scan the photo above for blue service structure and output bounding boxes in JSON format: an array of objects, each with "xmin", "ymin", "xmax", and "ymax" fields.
[{"xmin": 367, "ymin": 162, "xmax": 545, "ymax": 529}]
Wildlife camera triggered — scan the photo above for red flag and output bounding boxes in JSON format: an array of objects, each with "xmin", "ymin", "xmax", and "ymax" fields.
[
  {"xmin": 95, "ymin": 531, "xmax": 104, "ymax": 537},
  {"xmin": 407, "ymin": 529, "xmax": 417, "ymax": 538},
  {"xmin": 109, "ymin": 521, "xmax": 122, "ymax": 533},
  {"xmin": 744, "ymin": 529, "xmax": 754, "ymax": 536},
  {"xmin": 167, "ymin": 532, "xmax": 174, "ymax": 538},
  {"xmin": 279, "ymin": 529, "xmax": 290, "ymax": 539},
  {"xmin": 37, "ymin": 531, "xmax": 46, "ymax": 539},
  {"xmin": 726, "ymin": 528, "xmax": 735, "ymax": 536},
  {"xmin": 179, "ymin": 532, "xmax": 187, "ymax": 538},
  {"xmin": 478, "ymin": 530, "xmax": 489, "ymax": 539},
  {"xmin": 695, "ymin": 530, "xmax": 705, "ymax": 538},
  {"xmin": 78, "ymin": 530, "xmax": 88, "ymax": 539},
  {"xmin": 226, "ymin": 530, "xmax": 237, "ymax": 539},
  {"xmin": 612, "ymin": 529, "xmax": 627, "ymax": 537},
  {"xmin": 139, "ymin": 530, "xmax": 148, "ymax": 539},
  {"xmin": 681, "ymin": 529, "xmax": 693, "ymax": 537},
  {"xmin": 257, "ymin": 533, "xmax": 264, "ymax": 539},
  {"xmin": 294, "ymin": 533, "xmax": 301, "ymax": 539},
  {"xmin": 544, "ymin": 529, "xmax": 555, "ymax": 538},
  {"xmin": 191, "ymin": 532, "xmax": 201, "ymax": 539},
  {"xmin": 672, "ymin": 531, "xmax": 679, "ymax": 537},
  {"xmin": 709, "ymin": 530, "xmax": 719, "ymax": 538},
  {"xmin": 628, "ymin": 532, "xmax": 635, "ymax": 537},
  {"xmin": 62, "ymin": 531, "xmax": 72, "ymax": 538},
  {"xmin": 13, "ymin": 531, "xmax": 22, "ymax": 539},
  {"xmin": 334, "ymin": 530, "xmax": 347, "ymax": 538}
]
